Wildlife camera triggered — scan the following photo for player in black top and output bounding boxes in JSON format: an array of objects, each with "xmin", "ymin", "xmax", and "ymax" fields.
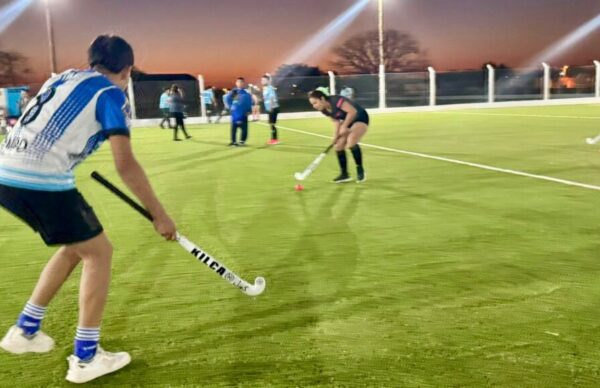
[{"xmin": 308, "ymin": 90, "xmax": 368, "ymax": 183}]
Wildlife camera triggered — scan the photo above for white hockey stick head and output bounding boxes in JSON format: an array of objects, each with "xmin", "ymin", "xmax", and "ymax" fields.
[{"xmin": 245, "ymin": 276, "xmax": 266, "ymax": 296}]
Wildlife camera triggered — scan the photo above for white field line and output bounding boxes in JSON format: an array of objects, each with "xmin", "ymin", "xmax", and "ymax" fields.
[
  {"xmin": 434, "ymin": 111, "xmax": 600, "ymax": 120},
  {"xmin": 270, "ymin": 123, "xmax": 600, "ymax": 193}
]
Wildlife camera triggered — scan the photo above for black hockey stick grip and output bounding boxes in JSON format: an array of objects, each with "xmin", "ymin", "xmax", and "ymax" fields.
[{"xmin": 91, "ymin": 171, "xmax": 153, "ymax": 222}]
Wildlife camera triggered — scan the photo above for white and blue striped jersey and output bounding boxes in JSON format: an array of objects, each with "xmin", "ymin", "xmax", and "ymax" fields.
[
  {"xmin": 262, "ymin": 85, "xmax": 279, "ymax": 112},
  {"xmin": 0, "ymin": 69, "xmax": 130, "ymax": 191}
]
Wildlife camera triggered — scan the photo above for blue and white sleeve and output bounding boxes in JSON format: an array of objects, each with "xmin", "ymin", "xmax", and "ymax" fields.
[{"xmin": 96, "ymin": 87, "xmax": 131, "ymax": 137}]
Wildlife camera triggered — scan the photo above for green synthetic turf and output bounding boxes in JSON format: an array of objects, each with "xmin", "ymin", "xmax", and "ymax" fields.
[{"xmin": 1, "ymin": 105, "xmax": 600, "ymax": 387}]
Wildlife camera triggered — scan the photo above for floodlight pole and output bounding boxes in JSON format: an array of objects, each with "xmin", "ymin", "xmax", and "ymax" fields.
[
  {"xmin": 44, "ymin": 0, "xmax": 57, "ymax": 75},
  {"xmin": 378, "ymin": 0, "xmax": 386, "ymax": 109}
]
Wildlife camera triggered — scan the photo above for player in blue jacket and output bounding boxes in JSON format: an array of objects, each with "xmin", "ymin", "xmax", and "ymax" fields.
[{"xmin": 225, "ymin": 78, "xmax": 253, "ymax": 146}]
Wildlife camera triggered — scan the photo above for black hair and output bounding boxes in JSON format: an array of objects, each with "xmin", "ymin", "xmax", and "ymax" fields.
[
  {"xmin": 88, "ymin": 35, "xmax": 134, "ymax": 74},
  {"xmin": 236, "ymin": 77, "xmax": 245, "ymax": 82},
  {"xmin": 308, "ymin": 90, "xmax": 328, "ymax": 100},
  {"xmin": 262, "ymin": 74, "xmax": 271, "ymax": 80}
]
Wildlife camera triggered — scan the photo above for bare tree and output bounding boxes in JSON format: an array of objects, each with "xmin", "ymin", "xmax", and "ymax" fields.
[
  {"xmin": 273, "ymin": 63, "xmax": 325, "ymax": 82},
  {"xmin": 331, "ymin": 29, "xmax": 428, "ymax": 74},
  {"xmin": 0, "ymin": 50, "xmax": 31, "ymax": 86}
]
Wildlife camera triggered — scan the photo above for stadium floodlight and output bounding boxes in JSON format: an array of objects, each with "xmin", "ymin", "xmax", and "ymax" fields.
[{"xmin": 43, "ymin": 0, "xmax": 57, "ymax": 75}]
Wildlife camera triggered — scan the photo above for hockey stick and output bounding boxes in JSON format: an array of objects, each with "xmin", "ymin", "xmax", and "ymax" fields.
[
  {"xmin": 293, "ymin": 141, "xmax": 338, "ymax": 181},
  {"xmin": 585, "ymin": 134, "xmax": 600, "ymax": 145},
  {"xmin": 91, "ymin": 171, "xmax": 266, "ymax": 297}
]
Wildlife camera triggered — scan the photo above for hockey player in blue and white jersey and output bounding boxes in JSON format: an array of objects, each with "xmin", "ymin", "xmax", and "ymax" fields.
[
  {"xmin": 261, "ymin": 74, "xmax": 280, "ymax": 145},
  {"xmin": 0, "ymin": 35, "xmax": 177, "ymax": 384}
]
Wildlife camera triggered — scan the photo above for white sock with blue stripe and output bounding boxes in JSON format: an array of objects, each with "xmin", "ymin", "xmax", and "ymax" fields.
[
  {"xmin": 74, "ymin": 327, "xmax": 100, "ymax": 362},
  {"xmin": 16, "ymin": 301, "xmax": 47, "ymax": 336}
]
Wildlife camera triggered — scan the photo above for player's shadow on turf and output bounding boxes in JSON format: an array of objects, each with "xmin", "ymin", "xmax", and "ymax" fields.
[
  {"xmin": 213, "ymin": 188, "xmax": 364, "ymax": 385},
  {"xmin": 156, "ymin": 147, "xmax": 260, "ymax": 176},
  {"xmin": 149, "ymin": 146, "xmax": 232, "ymax": 170},
  {"xmin": 265, "ymin": 145, "xmax": 329, "ymax": 156}
]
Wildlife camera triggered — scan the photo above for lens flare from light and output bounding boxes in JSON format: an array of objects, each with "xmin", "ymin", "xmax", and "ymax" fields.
[
  {"xmin": 279, "ymin": 0, "xmax": 370, "ymax": 69},
  {"xmin": 524, "ymin": 12, "xmax": 600, "ymax": 67},
  {"xmin": 0, "ymin": 0, "xmax": 35, "ymax": 35}
]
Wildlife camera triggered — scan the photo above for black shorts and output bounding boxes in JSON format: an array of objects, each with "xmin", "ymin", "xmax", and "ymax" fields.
[
  {"xmin": 0, "ymin": 184, "xmax": 103, "ymax": 246},
  {"xmin": 351, "ymin": 110, "xmax": 369, "ymax": 126},
  {"xmin": 268, "ymin": 107, "xmax": 280, "ymax": 124}
]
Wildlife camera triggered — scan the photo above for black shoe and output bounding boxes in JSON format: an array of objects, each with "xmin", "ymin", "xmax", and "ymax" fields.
[
  {"xmin": 238, "ymin": 141, "xmax": 246, "ymax": 146},
  {"xmin": 333, "ymin": 172, "xmax": 352, "ymax": 184},
  {"xmin": 174, "ymin": 138, "xmax": 182, "ymax": 141},
  {"xmin": 356, "ymin": 166, "xmax": 366, "ymax": 183},
  {"xmin": 228, "ymin": 142, "xmax": 238, "ymax": 147},
  {"xmin": 185, "ymin": 135, "xmax": 192, "ymax": 139}
]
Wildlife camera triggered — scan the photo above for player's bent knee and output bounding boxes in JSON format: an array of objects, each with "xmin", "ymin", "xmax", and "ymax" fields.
[{"xmin": 73, "ymin": 233, "xmax": 113, "ymax": 262}]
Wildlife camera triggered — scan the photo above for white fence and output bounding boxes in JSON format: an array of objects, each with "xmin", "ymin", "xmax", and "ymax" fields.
[{"xmin": 130, "ymin": 62, "xmax": 600, "ymax": 127}]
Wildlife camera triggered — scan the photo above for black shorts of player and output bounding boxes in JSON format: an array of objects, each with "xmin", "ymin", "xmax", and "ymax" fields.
[
  {"xmin": 350, "ymin": 109, "xmax": 370, "ymax": 127},
  {"xmin": 0, "ymin": 184, "xmax": 103, "ymax": 246},
  {"xmin": 268, "ymin": 107, "xmax": 280, "ymax": 124}
]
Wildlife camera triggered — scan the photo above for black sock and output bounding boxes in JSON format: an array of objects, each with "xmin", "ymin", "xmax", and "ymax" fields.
[
  {"xmin": 271, "ymin": 125, "xmax": 277, "ymax": 140},
  {"xmin": 350, "ymin": 145, "xmax": 363, "ymax": 167},
  {"xmin": 337, "ymin": 150, "xmax": 348, "ymax": 174}
]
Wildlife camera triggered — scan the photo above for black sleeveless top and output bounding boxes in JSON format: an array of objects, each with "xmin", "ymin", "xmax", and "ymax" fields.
[{"xmin": 321, "ymin": 95, "xmax": 367, "ymax": 122}]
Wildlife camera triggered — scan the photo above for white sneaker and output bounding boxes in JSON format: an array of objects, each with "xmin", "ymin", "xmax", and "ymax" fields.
[
  {"xmin": 66, "ymin": 346, "xmax": 131, "ymax": 384},
  {"xmin": 0, "ymin": 325, "xmax": 55, "ymax": 354}
]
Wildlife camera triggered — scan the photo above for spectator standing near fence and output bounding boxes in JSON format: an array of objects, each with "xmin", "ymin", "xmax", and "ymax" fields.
[{"xmin": 169, "ymin": 85, "xmax": 191, "ymax": 141}]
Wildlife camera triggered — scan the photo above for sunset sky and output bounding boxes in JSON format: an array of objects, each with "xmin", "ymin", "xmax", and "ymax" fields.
[{"xmin": 1, "ymin": 0, "xmax": 600, "ymax": 86}]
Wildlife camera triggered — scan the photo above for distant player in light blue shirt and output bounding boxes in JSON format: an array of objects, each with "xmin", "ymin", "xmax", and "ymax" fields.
[
  {"xmin": 158, "ymin": 87, "xmax": 171, "ymax": 129},
  {"xmin": 261, "ymin": 74, "xmax": 280, "ymax": 144},
  {"xmin": 340, "ymin": 86, "xmax": 354, "ymax": 100},
  {"xmin": 0, "ymin": 35, "xmax": 176, "ymax": 384},
  {"xmin": 202, "ymin": 87, "xmax": 217, "ymax": 123}
]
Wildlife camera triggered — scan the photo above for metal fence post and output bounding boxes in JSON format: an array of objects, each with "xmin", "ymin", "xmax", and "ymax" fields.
[
  {"xmin": 486, "ymin": 64, "xmax": 495, "ymax": 103},
  {"xmin": 328, "ymin": 71, "xmax": 336, "ymax": 96},
  {"xmin": 542, "ymin": 62, "xmax": 551, "ymax": 100},
  {"xmin": 198, "ymin": 75, "xmax": 207, "ymax": 119},
  {"xmin": 127, "ymin": 77, "xmax": 137, "ymax": 120},
  {"xmin": 427, "ymin": 67, "xmax": 436, "ymax": 106}
]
